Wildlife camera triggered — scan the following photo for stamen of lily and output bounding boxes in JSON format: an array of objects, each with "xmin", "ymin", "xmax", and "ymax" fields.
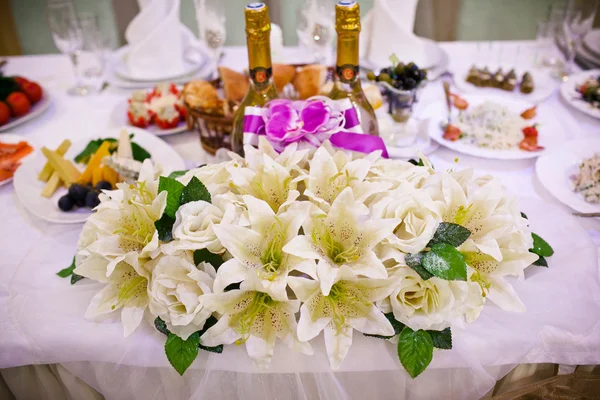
[
  {"xmin": 453, "ymin": 204, "xmax": 472, "ymax": 226},
  {"xmin": 327, "ymin": 171, "xmax": 358, "ymax": 202},
  {"xmin": 113, "ymin": 273, "xmax": 147, "ymax": 310},
  {"xmin": 257, "ymin": 222, "xmax": 285, "ymax": 281},
  {"xmin": 233, "ymin": 292, "xmax": 276, "ymax": 345},
  {"xmin": 327, "ymin": 282, "xmax": 372, "ymax": 333},
  {"xmin": 312, "ymin": 221, "xmax": 361, "ymax": 265},
  {"xmin": 470, "ymin": 270, "xmax": 491, "ymax": 297}
]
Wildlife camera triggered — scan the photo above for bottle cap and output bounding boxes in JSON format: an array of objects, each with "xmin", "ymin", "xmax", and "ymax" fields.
[
  {"xmin": 335, "ymin": 0, "xmax": 360, "ymax": 33},
  {"xmin": 245, "ymin": 2, "xmax": 270, "ymax": 37}
]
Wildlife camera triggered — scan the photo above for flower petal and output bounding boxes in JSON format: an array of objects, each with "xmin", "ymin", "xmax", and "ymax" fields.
[{"xmin": 324, "ymin": 324, "xmax": 353, "ymax": 370}]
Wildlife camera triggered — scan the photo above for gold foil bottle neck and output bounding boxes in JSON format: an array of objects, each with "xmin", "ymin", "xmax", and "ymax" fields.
[
  {"xmin": 245, "ymin": 2, "xmax": 271, "ymax": 38},
  {"xmin": 335, "ymin": 0, "xmax": 360, "ymax": 33}
]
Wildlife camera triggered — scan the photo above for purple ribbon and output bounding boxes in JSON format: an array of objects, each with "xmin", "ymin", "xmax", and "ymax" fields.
[{"xmin": 243, "ymin": 98, "xmax": 388, "ymax": 158}]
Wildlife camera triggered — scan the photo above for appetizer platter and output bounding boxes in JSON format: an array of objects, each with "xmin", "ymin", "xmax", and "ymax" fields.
[
  {"xmin": 13, "ymin": 127, "xmax": 185, "ymax": 224},
  {"xmin": 0, "ymin": 134, "xmax": 34, "ymax": 186},
  {"xmin": 536, "ymin": 139, "xmax": 600, "ymax": 214},
  {"xmin": 427, "ymin": 93, "xmax": 563, "ymax": 160},
  {"xmin": 0, "ymin": 75, "xmax": 50, "ymax": 132},
  {"xmin": 117, "ymin": 82, "xmax": 188, "ymax": 136},
  {"xmin": 454, "ymin": 66, "xmax": 555, "ymax": 103},
  {"xmin": 560, "ymin": 69, "xmax": 600, "ymax": 120}
]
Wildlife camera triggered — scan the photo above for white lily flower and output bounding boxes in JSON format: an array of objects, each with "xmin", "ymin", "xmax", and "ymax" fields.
[
  {"xmin": 148, "ymin": 253, "xmax": 216, "ymax": 340},
  {"xmin": 179, "ymin": 160, "xmax": 246, "ymax": 196},
  {"xmin": 303, "ymin": 146, "xmax": 392, "ymax": 212},
  {"xmin": 423, "ymin": 172, "xmax": 537, "ymax": 312},
  {"xmin": 288, "ymin": 271, "xmax": 396, "ymax": 370},
  {"xmin": 212, "ymin": 196, "xmax": 312, "ymax": 300},
  {"xmin": 200, "ymin": 281, "xmax": 312, "ymax": 369},
  {"xmin": 74, "ymin": 253, "xmax": 150, "ymax": 337},
  {"xmin": 245, "ymin": 136, "xmax": 310, "ymax": 172},
  {"xmin": 380, "ymin": 266, "xmax": 484, "ymax": 330},
  {"xmin": 367, "ymin": 157, "xmax": 434, "ymax": 191},
  {"xmin": 284, "ymin": 187, "xmax": 399, "ymax": 295},
  {"xmin": 228, "ymin": 152, "xmax": 303, "ymax": 213}
]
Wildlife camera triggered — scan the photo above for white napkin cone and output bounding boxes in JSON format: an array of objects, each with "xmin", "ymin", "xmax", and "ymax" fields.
[
  {"xmin": 125, "ymin": 0, "xmax": 187, "ymax": 80},
  {"xmin": 361, "ymin": 0, "xmax": 433, "ymax": 68}
]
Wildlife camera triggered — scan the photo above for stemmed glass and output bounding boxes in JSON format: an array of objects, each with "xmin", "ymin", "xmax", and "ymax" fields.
[
  {"xmin": 296, "ymin": 0, "xmax": 335, "ymax": 65},
  {"xmin": 561, "ymin": 0, "xmax": 599, "ymax": 77},
  {"xmin": 78, "ymin": 12, "xmax": 111, "ymax": 79},
  {"xmin": 46, "ymin": 0, "xmax": 91, "ymax": 96},
  {"xmin": 194, "ymin": 0, "xmax": 226, "ymax": 79}
]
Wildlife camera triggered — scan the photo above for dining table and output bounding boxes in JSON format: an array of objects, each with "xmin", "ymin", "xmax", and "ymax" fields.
[{"xmin": 1, "ymin": 41, "xmax": 600, "ymax": 400}]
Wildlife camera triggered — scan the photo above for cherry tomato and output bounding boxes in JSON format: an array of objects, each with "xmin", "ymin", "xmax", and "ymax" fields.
[
  {"xmin": 0, "ymin": 102, "xmax": 10, "ymax": 126},
  {"xmin": 6, "ymin": 92, "xmax": 31, "ymax": 117},
  {"xmin": 20, "ymin": 82, "xmax": 43, "ymax": 104},
  {"xmin": 522, "ymin": 125, "xmax": 538, "ymax": 138},
  {"xmin": 12, "ymin": 76, "xmax": 29, "ymax": 87}
]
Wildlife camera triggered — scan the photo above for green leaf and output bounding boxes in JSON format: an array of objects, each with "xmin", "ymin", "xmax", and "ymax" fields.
[
  {"xmin": 168, "ymin": 170, "xmax": 188, "ymax": 179},
  {"xmin": 73, "ymin": 140, "xmax": 101, "ymax": 164},
  {"xmin": 530, "ymin": 233, "xmax": 554, "ymax": 257},
  {"xmin": 427, "ymin": 222, "xmax": 471, "ymax": 248},
  {"xmin": 520, "ymin": 212, "xmax": 528, "ymax": 220},
  {"xmin": 70, "ymin": 273, "xmax": 84, "ymax": 284},
  {"xmin": 422, "ymin": 243, "xmax": 467, "ymax": 281},
  {"xmin": 193, "ymin": 249, "xmax": 224, "ymax": 270},
  {"xmin": 158, "ymin": 176, "xmax": 185, "ymax": 218},
  {"xmin": 533, "ymin": 255, "xmax": 548, "ymax": 267},
  {"xmin": 397, "ymin": 327, "xmax": 433, "ymax": 378},
  {"xmin": 364, "ymin": 312, "xmax": 406, "ymax": 339},
  {"xmin": 426, "ymin": 328, "xmax": 452, "ymax": 350},
  {"xmin": 407, "ymin": 158, "xmax": 425, "ymax": 167},
  {"xmin": 405, "ymin": 253, "xmax": 433, "ymax": 280},
  {"xmin": 131, "ymin": 142, "xmax": 151, "ymax": 162},
  {"xmin": 57, "ymin": 256, "xmax": 76, "ymax": 278},
  {"xmin": 180, "ymin": 176, "xmax": 211, "ymax": 205},
  {"xmin": 198, "ymin": 316, "xmax": 223, "ymax": 354},
  {"xmin": 165, "ymin": 332, "xmax": 200, "ymax": 376},
  {"xmin": 155, "ymin": 214, "xmax": 176, "ymax": 242},
  {"xmin": 154, "ymin": 317, "xmax": 170, "ymax": 336}
]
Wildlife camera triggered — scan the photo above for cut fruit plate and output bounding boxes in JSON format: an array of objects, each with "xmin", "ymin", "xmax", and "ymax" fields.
[
  {"xmin": 13, "ymin": 127, "xmax": 185, "ymax": 224},
  {"xmin": 112, "ymin": 100, "xmax": 187, "ymax": 137},
  {"xmin": 0, "ymin": 134, "xmax": 35, "ymax": 187},
  {"xmin": 559, "ymin": 69, "xmax": 600, "ymax": 120},
  {"xmin": 536, "ymin": 139, "xmax": 600, "ymax": 215},
  {"xmin": 453, "ymin": 67, "xmax": 556, "ymax": 104},
  {"xmin": 0, "ymin": 90, "xmax": 51, "ymax": 132},
  {"xmin": 427, "ymin": 93, "xmax": 565, "ymax": 160}
]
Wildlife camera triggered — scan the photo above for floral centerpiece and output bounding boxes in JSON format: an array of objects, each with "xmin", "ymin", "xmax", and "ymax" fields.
[{"xmin": 62, "ymin": 98, "xmax": 553, "ymax": 378}]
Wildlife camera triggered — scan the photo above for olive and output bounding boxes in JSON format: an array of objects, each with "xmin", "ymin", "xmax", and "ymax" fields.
[
  {"xmin": 407, "ymin": 62, "xmax": 418, "ymax": 71},
  {"xmin": 379, "ymin": 73, "xmax": 392, "ymax": 84},
  {"xmin": 366, "ymin": 71, "xmax": 376, "ymax": 81},
  {"xmin": 58, "ymin": 195, "xmax": 75, "ymax": 212},
  {"xmin": 418, "ymin": 70, "xmax": 427, "ymax": 82},
  {"xmin": 380, "ymin": 67, "xmax": 392, "ymax": 76},
  {"xmin": 394, "ymin": 63, "xmax": 405, "ymax": 76},
  {"xmin": 405, "ymin": 78, "xmax": 417, "ymax": 89},
  {"xmin": 85, "ymin": 190, "xmax": 101, "ymax": 209},
  {"xmin": 95, "ymin": 180, "xmax": 112, "ymax": 191},
  {"xmin": 68, "ymin": 184, "xmax": 89, "ymax": 203}
]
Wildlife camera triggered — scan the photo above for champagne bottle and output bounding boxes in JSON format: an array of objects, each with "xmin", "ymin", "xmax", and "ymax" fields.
[
  {"xmin": 328, "ymin": 0, "xmax": 379, "ymax": 136},
  {"xmin": 231, "ymin": 2, "xmax": 278, "ymax": 156}
]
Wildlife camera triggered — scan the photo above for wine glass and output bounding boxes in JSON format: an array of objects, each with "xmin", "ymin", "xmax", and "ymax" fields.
[
  {"xmin": 78, "ymin": 12, "xmax": 111, "ymax": 79},
  {"xmin": 296, "ymin": 0, "xmax": 335, "ymax": 65},
  {"xmin": 46, "ymin": 0, "xmax": 91, "ymax": 96},
  {"xmin": 561, "ymin": 0, "xmax": 599, "ymax": 78},
  {"xmin": 194, "ymin": 0, "xmax": 226, "ymax": 78}
]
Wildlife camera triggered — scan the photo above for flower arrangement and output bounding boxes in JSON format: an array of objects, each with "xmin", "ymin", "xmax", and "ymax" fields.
[{"xmin": 65, "ymin": 99, "xmax": 554, "ymax": 378}]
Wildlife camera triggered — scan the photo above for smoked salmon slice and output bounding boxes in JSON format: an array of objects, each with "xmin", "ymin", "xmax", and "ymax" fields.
[{"xmin": 0, "ymin": 140, "xmax": 33, "ymax": 182}]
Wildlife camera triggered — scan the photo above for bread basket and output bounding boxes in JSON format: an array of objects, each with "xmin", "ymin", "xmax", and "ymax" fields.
[{"xmin": 184, "ymin": 78, "xmax": 236, "ymax": 154}]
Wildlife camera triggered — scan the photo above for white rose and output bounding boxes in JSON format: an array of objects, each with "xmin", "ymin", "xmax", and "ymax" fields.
[
  {"xmin": 386, "ymin": 267, "xmax": 483, "ymax": 331},
  {"xmin": 179, "ymin": 161, "xmax": 245, "ymax": 196},
  {"xmin": 371, "ymin": 185, "xmax": 441, "ymax": 256},
  {"xmin": 148, "ymin": 254, "xmax": 215, "ymax": 340},
  {"xmin": 165, "ymin": 194, "xmax": 246, "ymax": 254}
]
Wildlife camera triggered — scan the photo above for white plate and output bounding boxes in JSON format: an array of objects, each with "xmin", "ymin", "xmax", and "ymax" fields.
[
  {"xmin": 454, "ymin": 67, "xmax": 556, "ymax": 104},
  {"xmin": 0, "ymin": 90, "xmax": 51, "ymax": 132},
  {"xmin": 427, "ymin": 93, "xmax": 565, "ymax": 160},
  {"xmin": 13, "ymin": 127, "xmax": 185, "ymax": 224},
  {"xmin": 111, "ymin": 99, "xmax": 187, "ymax": 137},
  {"xmin": 560, "ymin": 69, "xmax": 600, "ymax": 120},
  {"xmin": 583, "ymin": 29, "xmax": 600, "ymax": 59},
  {"xmin": 113, "ymin": 46, "xmax": 206, "ymax": 83},
  {"xmin": 0, "ymin": 134, "xmax": 35, "ymax": 187},
  {"xmin": 536, "ymin": 139, "xmax": 600, "ymax": 214}
]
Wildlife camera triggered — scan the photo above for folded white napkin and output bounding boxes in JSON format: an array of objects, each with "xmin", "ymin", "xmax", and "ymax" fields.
[
  {"xmin": 361, "ymin": 0, "xmax": 430, "ymax": 68},
  {"xmin": 124, "ymin": 0, "xmax": 187, "ymax": 80}
]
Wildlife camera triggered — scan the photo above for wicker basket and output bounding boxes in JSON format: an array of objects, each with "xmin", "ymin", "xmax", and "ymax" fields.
[{"xmin": 184, "ymin": 78, "xmax": 236, "ymax": 155}]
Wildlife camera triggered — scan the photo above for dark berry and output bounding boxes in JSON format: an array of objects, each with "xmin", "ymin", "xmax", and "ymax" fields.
[
  {"xmin": 85, "ymin": 191, "xmax": 101, "ymax": 209},
  {"xmin": 58, "ymin": 195, "xmax": 75, "ymax": 212},
  {"xmin": 405, "ymin": 78, "xmax": 417, "ymax": 89},
  {"xmin": 68, "ymin": 184, "xmax": 89, "ymax": 202},
  {"xmin": 95, "ymin": 180, "xmax": 112, "ymax": 191}
]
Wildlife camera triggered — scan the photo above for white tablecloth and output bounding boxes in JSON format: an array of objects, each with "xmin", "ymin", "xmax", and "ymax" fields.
[{"xmin": 1, "ymin": 42, "xmax": 600, "ymax": 400}]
